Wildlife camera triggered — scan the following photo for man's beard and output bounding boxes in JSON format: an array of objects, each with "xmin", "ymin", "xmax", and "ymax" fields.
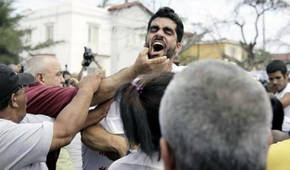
[{"xmin": 166, "ymin": 47, "xmax": 176, "ymax": 59}]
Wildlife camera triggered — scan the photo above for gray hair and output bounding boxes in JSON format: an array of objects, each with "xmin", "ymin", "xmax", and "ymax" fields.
[
  {"xmin": 24, "ymin": 55, "xmax": 57, "ymax": 77},
  {"xmin": 160, "ymin": 60, "xmax": 272, "ymax": 170}
]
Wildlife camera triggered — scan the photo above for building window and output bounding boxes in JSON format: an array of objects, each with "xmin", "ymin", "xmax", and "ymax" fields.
[
  {"xmin": 88, "ymin": 24, "xmax": 99, "ymax": 52},
  {"xmin": 45, "ymin": 23, "xmax": 54, "ymax": 41}
]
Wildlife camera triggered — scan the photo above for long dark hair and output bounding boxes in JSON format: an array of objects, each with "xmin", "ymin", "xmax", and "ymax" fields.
[
  {"xmin": 115, "ymin": 72, "xmax": 174, "ymax": 157},
  {"xmin": 270, "ymin": 96, "xmax": 284, "ymax": 130}
]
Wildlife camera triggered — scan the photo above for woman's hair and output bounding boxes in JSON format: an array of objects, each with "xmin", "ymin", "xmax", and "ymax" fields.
[
  {"xmin": 115, "ymin": 72, "xmax": 174, "ymax": 157},
  {"xmin": 270, "ymin": 96, "xmax": 284, "ymax": 130}
]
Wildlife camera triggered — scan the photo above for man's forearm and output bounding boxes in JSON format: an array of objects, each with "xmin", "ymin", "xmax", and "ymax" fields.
[
  {"xmin": 50, "ymin": 88, "xmax": 94, "ymax": 151},
  {"xmin": 90, "ymin": 48, "xmax": 169, "ymax": 106},
  {"xmin": 81, "ymin": 109, "xmax": 105, "ymax": 130},
  {"xmin": 56, "ymin": 88, "xmax": 93, "ymax": 135},
  {"xmin": 81, "ymin": 124, "xmax": 128, "ymax": 155},
  {"xmin": 90, "ymin": 66, "xmax": 137, "ymax": 105},
  {"xmin": 82, "ymin": 100, "xmax": 112, "ymax": 129}
]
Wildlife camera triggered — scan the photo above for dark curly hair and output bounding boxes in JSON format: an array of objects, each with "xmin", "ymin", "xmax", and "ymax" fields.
[{"xmin": 147, "ymin": 7, "xmax": 184, "ymax": 42}]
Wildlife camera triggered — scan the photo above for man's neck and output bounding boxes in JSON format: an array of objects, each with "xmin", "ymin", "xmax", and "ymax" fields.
[{"xmin": 0, "ymin": 108, "xmax": 19, "ymax": 123}]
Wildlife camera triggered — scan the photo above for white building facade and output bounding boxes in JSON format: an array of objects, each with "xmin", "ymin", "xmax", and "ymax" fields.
[{"xmin": 20, "ymin": 0, "xmax": 152, "ymax": 75}]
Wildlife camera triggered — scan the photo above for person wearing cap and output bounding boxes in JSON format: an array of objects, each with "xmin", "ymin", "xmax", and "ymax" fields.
[{"xmin": 0, "ymin": 64, "xmax": 107, "ymax": 169}]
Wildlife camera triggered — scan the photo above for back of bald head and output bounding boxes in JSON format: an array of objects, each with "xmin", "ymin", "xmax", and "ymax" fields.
[{"xmin": 24, "ymin": 55, "xmax": 58, "ymax": 77}]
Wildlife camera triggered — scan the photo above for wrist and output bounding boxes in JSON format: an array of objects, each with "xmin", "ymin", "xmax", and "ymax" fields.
[
  {"xmin": 129, "ymin": 65, "xmax": 140, "ymax": 79},
  {"xmin": 78, "ymin": 88, "xmax": 94, "ymax": 96}
]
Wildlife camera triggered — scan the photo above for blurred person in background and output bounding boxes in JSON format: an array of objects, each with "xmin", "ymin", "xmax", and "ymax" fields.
[{"xmin": 266, "ymin": 60, "xmax": 290, "ymax": 132}]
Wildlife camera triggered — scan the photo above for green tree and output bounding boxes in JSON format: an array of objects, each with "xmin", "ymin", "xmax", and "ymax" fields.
[
  {"xmin": 0, "ymin": 0, "xmax": 26, "ymax": 64},
  {"xmin": 0, "ymin": 0, "xmax": 62, "ymax": 65}
]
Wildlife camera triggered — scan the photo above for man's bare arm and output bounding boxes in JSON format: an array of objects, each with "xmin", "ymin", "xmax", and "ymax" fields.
[
  {"xmin": 279, "ymin": 93, "xmax": 290, "ymax": 108},
  {"xmin": 50, "ymin": 73, "xmax": 102, "ymax": 152},
  {"xmin": 81, "ymin": 124, "xmax": 128, "ymax": 157},
  {"xmin": 82, "ymin": 100, "xmax": 112, "ymax": 129},
  {"xmin": 90, "ymin": 48, "xmax": 170, "ymax": 105}
]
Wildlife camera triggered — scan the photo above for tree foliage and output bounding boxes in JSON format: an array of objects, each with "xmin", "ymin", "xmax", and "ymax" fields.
[
  {"xmin": 0, "ymin": 0, "xmax": 63, "ymax": 65},
  {"xmin": 0, "ymin": 0, "xmax": 25, "ymax": 64}
]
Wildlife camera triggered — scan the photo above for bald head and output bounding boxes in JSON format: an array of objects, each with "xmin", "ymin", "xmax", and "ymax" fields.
[
  {"xmin": 160, "ymin": 60, "xmax": 272, "ymax": 170},
  {"xmin": 24, "ymin": 55, "xmax": 64, "ymax": 86}
]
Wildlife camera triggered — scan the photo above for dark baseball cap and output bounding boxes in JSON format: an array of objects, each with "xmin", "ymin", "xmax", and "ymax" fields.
[{"xmin": 0, "ymin": 64, "xmax": 34, "ymax": 101}]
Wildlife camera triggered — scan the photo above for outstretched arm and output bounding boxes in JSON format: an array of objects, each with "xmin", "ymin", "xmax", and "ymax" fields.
[
  {"xmin": 82, "ymin": 100, "xmax": 112, "ymax": 129},
  {"xmin": 90, "ymin": 48, "xmax": 170, "ymax": 105},
  {"xmin": 49, "ymin": 73, "xmax": 102, "ymax": 152}
]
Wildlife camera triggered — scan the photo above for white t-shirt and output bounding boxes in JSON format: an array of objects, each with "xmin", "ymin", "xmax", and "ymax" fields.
[
  {"xmin": 82, "ymin": 64, "xmax": 186, "ymax": 170},
  {"xmin": 108, "ymin": 150, "xmax": 163, "ymax": 170},
  {"xmin": 23, "ymin": 113, "xmax": 83, "ymax": 170},
  {"xmin": 0, "ymin": 114, "xmax": 53, "ymax": 170},
  {"xmin": 275, "ymin": 83, "xmax": 290, "ymax": 131}
]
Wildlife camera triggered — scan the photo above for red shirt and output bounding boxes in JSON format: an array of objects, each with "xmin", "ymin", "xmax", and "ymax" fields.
[{"xmin": 25, "ymin": 82, "xmax": 78, "ymax": 118}]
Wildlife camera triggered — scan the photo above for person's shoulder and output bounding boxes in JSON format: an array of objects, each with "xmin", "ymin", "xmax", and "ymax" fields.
[
  {"xmin": 0, "ymin": 119, "xmax": 15, "ymax": 128},
  {"xmin": 26, "ymin": 83, "xmax": 77, "ymax": 95},
  {"xmin": 21, "ymin": 114, "xmax": 55, "ymax": 123},
  {"xmin": 285, "ymin": 83, "xmax": 290, "ymax": 91},
  {"xmin": 109, "ymin": 151, "xmax": 137, "ymax": 168},
  {"xmin": 268, "ymin": 139, "xmax": 290, "ymax": 170},
  {"xmin": 271, "ymin": 139, "xmax": 290, "ymax": 149}
]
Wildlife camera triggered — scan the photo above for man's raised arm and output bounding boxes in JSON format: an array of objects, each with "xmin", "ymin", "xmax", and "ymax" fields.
[
  {"xmin": 90, "ymin": 48, "xmax": 170, "ymax": 105},
  {"xmin": 49, "ymin": 72, "xmax": 102, "ymax": 151}
]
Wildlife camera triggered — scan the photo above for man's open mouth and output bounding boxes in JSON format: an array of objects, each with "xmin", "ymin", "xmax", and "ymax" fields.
[
  {"xmin": 153, "ymin": 43, "xmax": 164, "ymax": 52},
  {"xmin": 152, "ymin": 42, "xmax": 165, "ymax": 52}
]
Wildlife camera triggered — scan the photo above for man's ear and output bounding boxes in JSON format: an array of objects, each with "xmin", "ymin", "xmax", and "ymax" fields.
[
  {"xmin": 10, "ymin": 93, "xmax": 19, "ymax": 108},
  {"xmin": 175, "ymin": 42, "xmax": 182, "ymax": 54},
  {"xmin": 160, "ymin": 137, "xmax": 176, "ymax": 170},
  {"xmin": 35, "ymin": 72, "xmax": 45, "ymax": 85}
]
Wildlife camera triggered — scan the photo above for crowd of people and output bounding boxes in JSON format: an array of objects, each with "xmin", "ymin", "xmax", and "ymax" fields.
[{"xmin": 0, "ymin": 6, "xmax": 289, "ymax": 170}]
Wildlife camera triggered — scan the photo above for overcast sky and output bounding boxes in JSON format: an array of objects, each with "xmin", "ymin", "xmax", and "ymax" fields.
[{"xmin": 13, "ymin": 0, "xmax": 290, "ymax": 53}]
